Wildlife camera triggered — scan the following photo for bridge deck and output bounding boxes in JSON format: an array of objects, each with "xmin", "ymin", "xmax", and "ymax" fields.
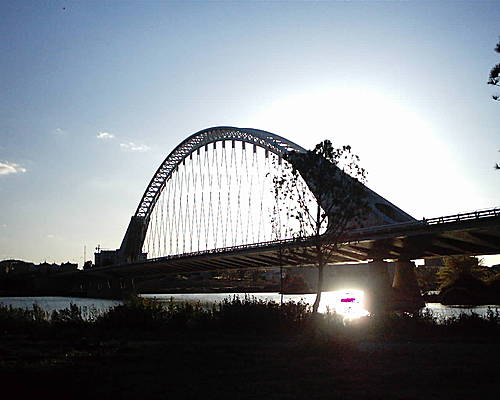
[{"xmin": 80, "ymin": 208, "xmax": 500, "ymax": 279}]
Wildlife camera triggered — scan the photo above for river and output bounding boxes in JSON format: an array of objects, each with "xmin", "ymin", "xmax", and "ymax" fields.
[{"xmin": 1, "ymin": 291, "xmax": 499, "ymax": 320}]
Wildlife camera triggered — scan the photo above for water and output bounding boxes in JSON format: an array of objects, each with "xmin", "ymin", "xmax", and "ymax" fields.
[
  {"xmin": 142, "ymin": 291, "xmax": 370, "ymax": 318},
  {"xmin": 0, "ymin": 296, "xmax": 121, "ymax": 317},
  {"xmin": 422, "ymin": 303, "xmax": 499, "ymax": 319},
  {"xmin": 1, "ymin": 292, "xmax": 498, "ymax": 321},
  {"xmin": 143, "ymin": 292, "xmax": 500, "ymax": 320}
]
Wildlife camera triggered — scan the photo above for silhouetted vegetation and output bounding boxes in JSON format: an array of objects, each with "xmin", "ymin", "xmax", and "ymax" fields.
[
  {"xmin": 436, "ymin": 256, "xmax": 500, "ymax": 305},
  {"xmin": 415, "ymin": 264, "xmax": 440, "ymax": 293},
  {"xmin": 415, "ymin": 256, "xmax": 500, "ymax": 304},
  {"xmin": 488, "ymin": 36, "xmax": 500, "ymax": 102},
  {"xmin": 487, "ymin": 37, "xmax": 500, "ymax": 168},
  {"xmin": 1, "ymin": 297, "xmax": 499, "ymax": 400},
  {"xmin": 273, "ymin": 140, "xmax": 369, "ymax": 312},
  {"xmin": 1, "ymin": 296, "xmax": 499, "ymax": 341},
  {"xmin": 437, "ymin": 256, "xmax": 485, "ymax": 288}
]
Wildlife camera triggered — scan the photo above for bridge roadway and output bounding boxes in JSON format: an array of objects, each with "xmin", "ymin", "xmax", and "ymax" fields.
[{"xmin": 80, "ymin": 208, "xmax": 500, "ymax": 280}]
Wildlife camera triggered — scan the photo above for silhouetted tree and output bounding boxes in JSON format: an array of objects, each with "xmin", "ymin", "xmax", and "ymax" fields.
[
  {"xmin": 83, "ymin": 260, "xmax": 93, "ymax": 270},
  {"xmin": 488, "ymin": 37, "xmax": 500, "ymax": 101},
  {"xmin": 415, "ymin": 265, "xmax": 439, "ymax": 293},
  {"xmin": 437, "ymin": 255, "xmax": 485, "ymax": 290},
  {"xmin": 487, "ymin": 37, "xmax": 500, "ymax": 169},
  {"xmin": 273, "ymin": 140, "xmax": 368, "ymax": 313}
]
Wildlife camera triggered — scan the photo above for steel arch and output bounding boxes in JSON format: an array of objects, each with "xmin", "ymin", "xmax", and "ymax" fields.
[
  {"xmin": 114, "ymin": 125, "xmax": 415, "ymax": 265},
  {"xmin": 135, "ymin": 126, "xmax": 306, "ymax": 219}
]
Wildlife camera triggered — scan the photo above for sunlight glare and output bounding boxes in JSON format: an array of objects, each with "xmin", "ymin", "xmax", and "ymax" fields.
[
  {"xmin": 248, "ymin": 88, "xmax": 470, "ymax": 216},
  {"xmin": 320, "ymin": 289, "xmax": 369, "ymax": 319}
]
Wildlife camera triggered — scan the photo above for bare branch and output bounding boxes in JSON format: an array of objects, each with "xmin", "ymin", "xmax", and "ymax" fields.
[{"xmin": 274, "ymin": 140, "xmax": 369, "ymax": 312}]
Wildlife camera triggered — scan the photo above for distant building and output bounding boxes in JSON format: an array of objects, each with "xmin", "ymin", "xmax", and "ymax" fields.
[
  {"xmin": 94, "ymin": 249, "xmax": 147, "ymax": 267},
  {"xmin": 0, "ymin": 259, "xmax": 35, "ymax": 276},
  {"xmin": 56, "ymin": 262, "xmax": 78, "ymax": 273},
  {"xmin": 0, "ymin": 260, "xmax": 78, "ymax": 276},
  {"xmin": 38, "ymin": 262, "xmax": 51, "ymax": 274}
]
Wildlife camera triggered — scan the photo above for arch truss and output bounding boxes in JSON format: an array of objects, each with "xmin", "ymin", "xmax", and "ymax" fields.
[
  {"xmin": 113, "ymin": 126, "xmax": 414, "ymax": 265},
  {"xmin": 135, "ymin": 127, "xmax": 306, "ymax": 220}
]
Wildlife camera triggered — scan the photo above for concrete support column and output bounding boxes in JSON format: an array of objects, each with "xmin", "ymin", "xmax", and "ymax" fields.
[
  {"xmin": 393, "ymin": 260, "xmax": 420, "ymax": 294},
  {"xmin": 124, "ymin": 277, "xmax": 137, "ymax": 298},
  {"xmin": 366, "ymin": 260, "xmax": 392, "ymax": 314},
  {"xmin": 392, "ymin": 260, "xmax": 424, "ymax": 309}
]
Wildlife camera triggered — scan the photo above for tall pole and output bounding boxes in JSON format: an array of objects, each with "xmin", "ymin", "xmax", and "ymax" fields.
[
  {"xmin": 279, "ymin": 245, "xmax": 284, "ymax": 306},
  {"xmin": 280, "ymin": 265, "xmax": 284, "ymax": 305}
]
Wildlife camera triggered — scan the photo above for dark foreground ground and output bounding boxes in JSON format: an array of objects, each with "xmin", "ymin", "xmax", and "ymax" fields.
[{"xmin": 1, "ymin": 335, "xmax": 498, "ymax": 400}]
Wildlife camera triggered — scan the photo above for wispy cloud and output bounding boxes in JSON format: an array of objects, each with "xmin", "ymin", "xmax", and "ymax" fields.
[
  {"xmin": 0, "ymin": 161, "xmax": 26, "ymax": 176},
  {"xmin": 53, "ymin": 128, "xmax": 66, "ymax": 135},
  {"xmin": 120, "ymin": 142, "xmax": 151, "ymax": 152},
  {"xmin": 96, "ymin": 131, "xmax": 151, "ymax": 152},
  {"xmin": 97, "ymin": 131, "xmax": 115, "ymax": 139},
  {"xmin": 47, "ymin": 234, "xmax": 55, "ymax": 239}
]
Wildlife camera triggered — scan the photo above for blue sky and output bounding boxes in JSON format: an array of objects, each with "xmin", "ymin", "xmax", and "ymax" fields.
[{"xmin": 1, "ymin": 0, "xmax": 499, "ymax": 265}]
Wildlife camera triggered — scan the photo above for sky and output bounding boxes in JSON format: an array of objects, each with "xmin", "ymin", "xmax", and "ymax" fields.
[{"xmin": 1, "ymin": 0, "xmax": 499, "ymax": 266}]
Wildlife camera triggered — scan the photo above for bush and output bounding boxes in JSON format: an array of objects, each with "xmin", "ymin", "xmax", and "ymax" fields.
[
  {"xmin": 0, "ymin": 303, "xmax": 49, "ymax": 334},
  {"xmin": 0, "ymin": 297, "xmax": 498, "ymax": 341},
  {"xmin": 209, "ymin": 295, "xmax": 311, "ymax": 335}
]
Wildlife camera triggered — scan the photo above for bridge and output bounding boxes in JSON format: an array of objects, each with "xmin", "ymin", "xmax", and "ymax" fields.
[
  {"xmin": 54, "ymin": 126, "xmax": 500, "ymax": 303},
  {"xmin": 90, "ymin": 207, "xmax": 500, "ymax": 278}
]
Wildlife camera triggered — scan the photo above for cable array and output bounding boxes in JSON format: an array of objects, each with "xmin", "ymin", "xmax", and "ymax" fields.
[{"xmin": 143, "ymin": 140, "xmax": 316, "ymax": 258}]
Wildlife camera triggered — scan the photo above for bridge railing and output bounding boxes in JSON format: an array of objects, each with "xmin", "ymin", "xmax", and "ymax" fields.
[
  {"xmin": 145, "ymin": 236, "xmax": 301, "ymax": 264},
  {"xmin": 424, "ymin": 207, "xmax": 500, "ymax": 225},
  {"xmin": 144, "ymin": 206, "xmax": 500, "ymax": 264},
  {"xmin": 348, "ymin": 207, "xmax": 500, "ymax": 235}
]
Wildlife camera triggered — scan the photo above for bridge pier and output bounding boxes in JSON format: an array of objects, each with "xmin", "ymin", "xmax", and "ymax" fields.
[
  {"xmin": 365, "ymin": 260, "xmax": 392, "ymax": 314},
  {"xmin": 392, "ymin": 260, "xmax": 424, "ymax": 310},
  {"xmin": 71, "ymin": 277, "xmax": 137, "ymax": 300}
]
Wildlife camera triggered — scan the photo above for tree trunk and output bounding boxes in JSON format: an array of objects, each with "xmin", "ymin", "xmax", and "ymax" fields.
[
  {"xmin": 312, "ymin": 261, "xmax": 324, "ymax": 313},
  {"xmin": 312, "ymin": 205, "xmax": 324, "ymax": 314}
]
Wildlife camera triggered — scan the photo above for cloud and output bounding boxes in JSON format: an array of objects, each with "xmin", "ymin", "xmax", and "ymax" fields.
[
  {"xmin": 97, "ymin": 131, "xmax": 115, "ymax": 139},
  {"xmin": 0, "ymin": 161, "xmax": 27, "ymax": 176},
  {"xmin": 1, "ymin": 224, "xmax": 6, "ymax": 228},
  {"xmin": 47, "ymin": 234, "xmax": 55, "ymax": 239},
  {"xmin": 53, "ymin": 128, "xmax": 66, "ymax": 135},
  {"xmin": 120, "ymin": 142, "xmax": 151, "ymax": 152}
]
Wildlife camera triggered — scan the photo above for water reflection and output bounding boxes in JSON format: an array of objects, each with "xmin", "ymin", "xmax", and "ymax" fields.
[
  {"xmin": 1, "ymin": 294, "xmax": 498, "ymax": 322},
  {"xmin": 143, "ymin": 290, "xmax": 371, "ymax": 319}
]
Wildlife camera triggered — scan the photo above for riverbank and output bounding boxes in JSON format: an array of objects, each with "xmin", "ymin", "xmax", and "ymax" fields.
[
  {"xmin": 1, "ymin": 297, "xmax": 499, "ymax": 399},
  {"xmin": 2, "ymin": 335, "xmax": 499, "ymax": 399}
]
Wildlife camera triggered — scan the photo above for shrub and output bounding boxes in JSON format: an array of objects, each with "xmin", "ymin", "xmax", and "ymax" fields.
[
  {"xmin": 0, "ymin": 297, "xmax": 498, "ymax": 341},
  {"xmin": 0, "ymin": 303, "xmax": 49, "ymax": 334}
]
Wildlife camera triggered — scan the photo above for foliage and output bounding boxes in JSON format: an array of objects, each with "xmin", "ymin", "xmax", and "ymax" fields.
[
  {"xmin": 0, "ymin": 303, "xmax": 49, "ymax": 333},
  {"xmin": 273, "ymin": 140, "xmax": 369, "ymax": 312},
  {"xmin": 487, "ymin": 37, "xmax": 500, "ymax": 168},
  {"xmin": 211, "ymin": 295, "xmax": 311, "ymax": 334},
  {"xmin": 436, "ymin": 256, "xmax": 485, "ymax": 290},
  {"xmin": 96, "ymin": 296, "xmax": 198, "ymax": 333},
  {"xmin": 435, "ymin": 256, "xmax": 496, "ymax": 305},
  {"xmin": 415, "ymin": 264, "xmax": 439, "ymax": 293},
  {"xmin": 488, "ymin": 36, "xmax": 500, "ymax": 102},
  {"xmin": 51, "ymin": 303, "xmax": 87, "ymax": 327},
  {"xmin": 0, "ymin": 297, "xmax": 499, "ymax": 341}
]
